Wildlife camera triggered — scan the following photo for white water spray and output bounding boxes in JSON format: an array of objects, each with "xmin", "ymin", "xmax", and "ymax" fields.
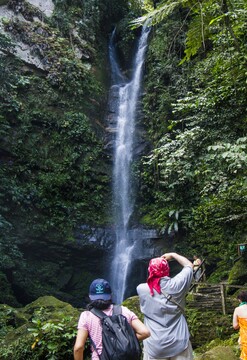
[{"xmin": 109, "ymin": 25, "xmax": 150, "ymax": 303}]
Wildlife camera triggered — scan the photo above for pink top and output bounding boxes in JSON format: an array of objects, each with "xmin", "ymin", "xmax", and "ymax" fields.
[{"xmin": 77, "ymin": 304, "xmax": 138, "ymax": 360}]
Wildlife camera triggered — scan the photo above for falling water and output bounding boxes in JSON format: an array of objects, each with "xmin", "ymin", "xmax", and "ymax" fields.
[{"xmin": 108, "ymin": 25, "xmax": 150, "ymax": 303}]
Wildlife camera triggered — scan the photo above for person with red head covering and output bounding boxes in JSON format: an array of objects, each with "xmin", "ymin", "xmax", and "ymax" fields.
[{"xmin": 137, "ymin": 252, "xmax": 194, "ymax": 360}]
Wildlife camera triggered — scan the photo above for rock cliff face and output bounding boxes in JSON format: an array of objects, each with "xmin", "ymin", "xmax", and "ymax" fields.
[
  {"xmin": 0, "ymin": 0, "xmax": 110, "ymax": 307},
  {"xmin": 4, "ymin": 223, "xmax": 166, "ymax": 307},
  {"xmin": 0, "ymin": 1, "xmax": 164, "ymax": 307},
  {"xmin": 0, "ymin": 1, "xmax": 54, "ymax": 69}
]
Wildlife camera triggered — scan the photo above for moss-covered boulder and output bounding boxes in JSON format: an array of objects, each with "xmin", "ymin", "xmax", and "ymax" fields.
[
  {"xmin": 195, "ymin": 345, "xmax": 239, "ymax": 360},
  {"xmin": 122, "ymin": 295, "xmax": 144, "ymax": 320},
  {"xmin": 0, "ymin": 296, "xmax": 81, "ymax": 360},
  {"xmin": 0, "ymin": 303, "xmax": 29, "ymax": 333},
  {"xmin": 21, "ymin": 295, "xmax": 80, "ymax": 317},
  {"xmin": 0, "ymin": 295, "xmax": 144, "ymax": 359},
  {"xmin": 228, "ymin": 256, "xmax": 247, "ymax": 287}
]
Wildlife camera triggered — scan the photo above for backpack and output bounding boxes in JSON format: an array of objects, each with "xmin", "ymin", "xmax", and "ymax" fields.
[{"xmin": 89, "ymin": 305, "xmax": 142, "ymax": 360}]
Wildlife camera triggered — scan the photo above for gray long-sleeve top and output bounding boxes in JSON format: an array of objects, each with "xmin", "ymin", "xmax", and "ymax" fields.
[{"xmin": 137, "ymin": 266, "xmax": 193, "ymax": 358}]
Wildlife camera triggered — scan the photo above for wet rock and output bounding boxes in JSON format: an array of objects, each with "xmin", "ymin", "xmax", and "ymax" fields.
[{"xmin": 195, "ymin": 346, "xmax": 239, "ymax": 360}]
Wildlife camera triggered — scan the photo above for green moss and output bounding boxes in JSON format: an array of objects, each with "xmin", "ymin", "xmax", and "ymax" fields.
[
  {"xmin": 195, "ymin": 345, "xmax": 239, "ymax": 360},
  {"xmin": 185, "ymin": 302, "xmax": 235, "ymax": 349},
  {"xmin": 122, "ymin": 295, "xmax": 144, "ymax": 320},
  {"xmin": 0, "ymin": 304, "xmax": 28, "ymax": 339},
  {"xmin": 0, "ymin": 296, "xmax": 81, "ymax": 360},
  {"xmin": 228, "ymin": 257, "xmax": 247, "ymax": 286}
]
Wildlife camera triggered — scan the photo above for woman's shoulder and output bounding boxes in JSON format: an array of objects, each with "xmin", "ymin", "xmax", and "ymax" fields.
[
  {"xmin": 238, "ymin": 305, "xmax": 247, "ymax": 315},
  {"xmin": 234, "ymin": 305, "xmax": 247, "ymax": 317},
  {"xmin": 79, "ymin": 309, "xmax": 91, "ymax": 318},
  {"xmin": 120, "ymin": 305, "xmax": 138, "ymax": 320},
  {"xmin": 136, "ymin": 282, "xmax": 149, "ymax": 294}
]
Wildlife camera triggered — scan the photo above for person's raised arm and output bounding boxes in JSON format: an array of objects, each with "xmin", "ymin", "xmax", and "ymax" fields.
[
  {"xmin": 74, "ymin": 328, "xmax": 88, "ymax": 360},
  {"xmin": 131, "ymin": 318, "xmax": 150, "ymax": 341},
  {"xmin": 162, "ymin": 252, "xmax": 193, "ymax": 268}
]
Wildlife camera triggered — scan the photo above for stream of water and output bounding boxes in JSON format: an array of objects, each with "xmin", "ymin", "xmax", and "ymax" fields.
[{"xmin": 108, "ymin": 25, "xmax": 150, "ymax": 304}]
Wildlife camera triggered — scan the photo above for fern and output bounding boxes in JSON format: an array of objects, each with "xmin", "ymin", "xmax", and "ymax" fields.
[
  {"xmin": 131, "ymin": 0, "xmax": 246, "ymax": 62},
  {"xmin": 180, "ymin": 15, "xmax": 204, "ymax": 64},
  {"xmin": 130, "ymin": 0, "xmax": 183, "ymax": 28}
]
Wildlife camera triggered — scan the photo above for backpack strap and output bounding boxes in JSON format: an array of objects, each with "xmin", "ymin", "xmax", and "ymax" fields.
[
  {"xmin": 89, "ymin": 308, "xmax": 106, "ymax": 360},
  {"xmin": 90, "ymin": 307, "xmax": 106, "ymax": 319},
  {"xmin": 161, "ymin": 289, "xmax": 185, "ymax": 315},
  {"xmin": 90, "ymin": 305, "xmax": 122, "ymax": 318},
  {"xmin": 89, "ymin": 305, "xmax": 122, "ymax": 359},
  {"xmin": 89, "ymin": 337, "xmax": 101, "ymax": 360},
  {"xmin": 113, "ymin": 304, "xmax": 122, "ymax": 315},
  {"xmin": 143, "ymin": 292, "xmax": 185, "ymax": 327}
]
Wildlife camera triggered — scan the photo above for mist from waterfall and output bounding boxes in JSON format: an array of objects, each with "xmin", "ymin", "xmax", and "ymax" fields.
[{"xmin": 108, "ymin": 25, "xmax": 150, "ymax": 304}]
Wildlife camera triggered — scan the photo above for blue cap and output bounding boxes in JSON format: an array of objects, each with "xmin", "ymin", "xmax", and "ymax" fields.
[{"xmin": 89, "ymin": 278, "xmax": 112, "ymax": 301}]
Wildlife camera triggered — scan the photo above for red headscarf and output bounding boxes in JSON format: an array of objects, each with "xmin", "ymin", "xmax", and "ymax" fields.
[{"xmin": 147, "ymin": 257, "xmax": 170, "ymax": 296}]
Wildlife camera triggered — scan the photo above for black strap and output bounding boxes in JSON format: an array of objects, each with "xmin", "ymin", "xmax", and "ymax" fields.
[
  {"xmin": 113, "ymin": 304, "xmax": 122, "ymax": 315},
  {"xmin": 89, "ymin": 305, "xmax": 122, "ymax": 359},
  {"xmin": 143, "ymin": 312, "xmax": 168, "ymax": 327},
  {"xmin": 89, "ymin": 338, "xmax": 100, "ymax": 359},
  {"xmin": 90, "ymin": 304, "xmax": 122, "ymax": 318},
  {"xmin": 161, "ymin": 289, "xmax": 185, "ymax": 315},
  {"xmin": 90, "ymin": 307, "xmax": 105, "ymax": 319}
]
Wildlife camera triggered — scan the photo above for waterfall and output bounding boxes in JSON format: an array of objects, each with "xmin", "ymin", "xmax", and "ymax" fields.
[{"xmin": 108, "ymin": 25, "xmax": 150, "ymax": 304}]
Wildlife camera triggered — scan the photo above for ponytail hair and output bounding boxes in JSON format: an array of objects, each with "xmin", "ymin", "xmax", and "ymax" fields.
[{"xmin": 87, "ymin": 299, "xmax": 112, "ymax": 310}]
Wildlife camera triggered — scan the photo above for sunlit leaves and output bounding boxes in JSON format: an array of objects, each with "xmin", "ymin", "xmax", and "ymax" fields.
[
  {"xmin": 139, "ymin": 0, "xmax": 246, "ymax": 254},
  {"xmin": 132, "ymin": 0, "xmax": 247, "ymax": 64},
  {"xmin": 130, "ymin": 0, "xmax": 182, "ymax": 28}
]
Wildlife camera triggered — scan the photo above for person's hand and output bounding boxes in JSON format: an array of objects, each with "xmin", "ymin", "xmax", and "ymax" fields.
[
  {"xmin": 161, "ymin": 253, "xmax": 175, "ymax": 261},
  {"xmin": 162, "ymin": 253, "xmax": 193, "ymax": 268}
]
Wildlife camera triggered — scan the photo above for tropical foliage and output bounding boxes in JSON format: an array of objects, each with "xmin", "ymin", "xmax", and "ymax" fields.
[
  {"xmin": 0, "ymin": 0, "xmax": 247, "ymax": 357},
  {"xmin": 0, "ymin": 0, "xmax": 132, "ymax": 308},
  {"xmin": 0, "ymin": 0, "xmax": 246, "ymax": 320},
  {"xmin": 136, "ymin": 0, "xmax": 247, "ymax": 272}
]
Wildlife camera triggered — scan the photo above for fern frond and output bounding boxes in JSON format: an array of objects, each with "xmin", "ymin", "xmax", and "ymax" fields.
[
  {"xmin": 180, "ymin": 14, "xmax": 204, "ymax": 64},
  {"xmin": 130, "ymin": 0, "xmax": 183, "ymax": 28}
]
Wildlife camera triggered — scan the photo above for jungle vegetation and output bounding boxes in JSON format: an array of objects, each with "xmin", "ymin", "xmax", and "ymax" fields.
[
  {"xmin": 0, "ymin": 0, "xmax": 246, "ymax": 306},
  {"xmin": 0, "ymin": 0, "xmax": 246, "ymax": 358},
  {"xmin": 134, "ymin": 0, "xmax": 247, "ymax": 279}
]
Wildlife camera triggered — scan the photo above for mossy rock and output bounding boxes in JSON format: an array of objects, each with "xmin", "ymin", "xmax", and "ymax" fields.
[
  {"xmin": 0, "ymin": 296, "xmax": 80, "ymax": 344},
  {"xmin": 122, "ymin": 295, "xmax": 144, "ymax": 320},
  {"xmin": 195, "ymin": 345, "xmax": 239, "ymax": 360},
  {"xmin": 0, "ymin": 296, "xmax": 81, "ymax": 359},
  {"xmin": 22, "ymin": 295, "xmax": 80, "ymax": 317},
  {"xmin": 185, "ymin": 304, "xmax": 234, "ymax": 349},
  {"xmin": 0, "ymin": 303, "xmax": 28, "ymax": 331},
  {"xmin": 228, "ymin": 257, "xmax": 247, "ymax": 287}
]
